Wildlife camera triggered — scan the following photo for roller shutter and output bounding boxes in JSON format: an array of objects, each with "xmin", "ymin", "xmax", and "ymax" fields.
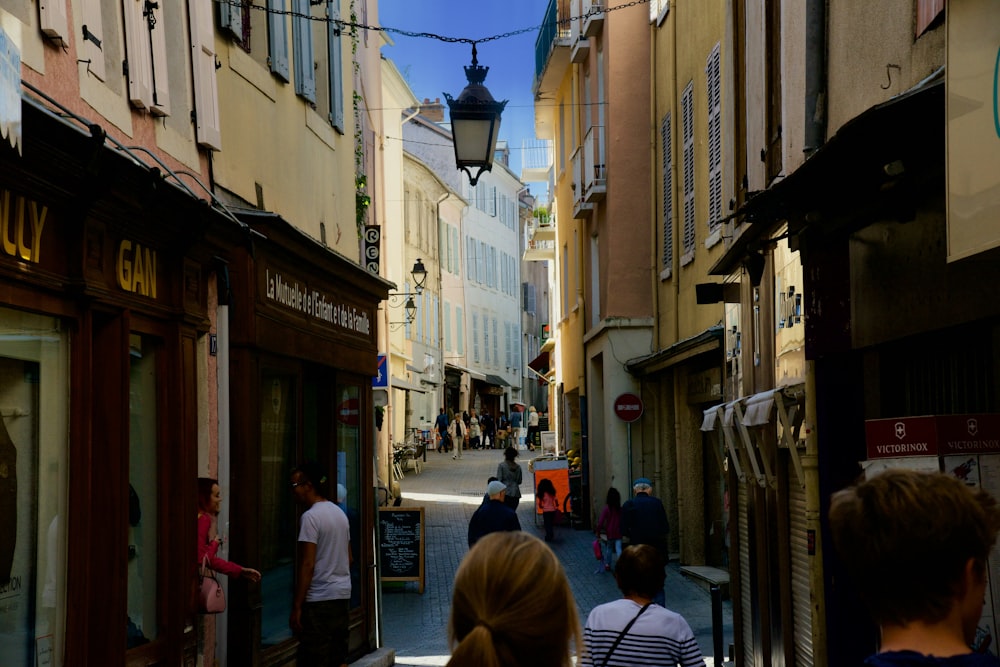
[{"xmin": 789, "ymin": 467, "xmax": 813, "ymax": 666}]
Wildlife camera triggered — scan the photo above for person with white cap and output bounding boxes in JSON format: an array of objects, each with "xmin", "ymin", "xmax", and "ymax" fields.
[
  {"xmin": 621, "ymin": 477, "xmax": 670, "ymax": 606},
  {"xmin": 467, "ymin": 480, "xmax": 521, "ymax": 548}
]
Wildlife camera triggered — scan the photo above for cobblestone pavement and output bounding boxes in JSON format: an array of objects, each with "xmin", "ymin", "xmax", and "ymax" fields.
[{"xmin": 379, "ymin": 447, "xmax": 734, "ymax": 665}]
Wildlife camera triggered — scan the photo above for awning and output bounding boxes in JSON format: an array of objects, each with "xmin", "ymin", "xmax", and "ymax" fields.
[
  {"xmin": 527, "ymin": 350, "xmax": 550, "ymax": 373},
  {"xmin": 445, "ymin": 362, "xmax": 486, "ymax": 381},
  {"xmin": 743, "ymin": 390, "xmax": 778, "ymax": 427},
  {"xmin": 391, "ymin": 376, "xmax": 426, "ymax": 393},
  {"xmin": 484, "ymin": 374, "xmax": 511, "ymax": 387},
  {"xmin": 626, "ymin": 326, "xmax": 724, "ymax": 376}
]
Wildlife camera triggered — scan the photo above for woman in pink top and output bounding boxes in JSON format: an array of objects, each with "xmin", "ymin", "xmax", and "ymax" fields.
[
  {"xmin": 197, "ymin": 478, "xmax": 261, "ymax": 583},
  {"xmin": 596, "ymin": 487, "xmax": 623, "ymax": 572}
]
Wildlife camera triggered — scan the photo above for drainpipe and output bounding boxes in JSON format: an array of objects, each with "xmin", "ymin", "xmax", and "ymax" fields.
[
  {"xmin": 804, "ymin": 0, "xmax": 827, "ymax": 152},
  {"xmin": 436, "ymin": 192, "xmax": 450, "ymax": 411}
]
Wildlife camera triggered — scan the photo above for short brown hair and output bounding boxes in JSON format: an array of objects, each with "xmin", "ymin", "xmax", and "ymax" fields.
[
  {"xmin": 447, "ymin": 532, "xmax": 581, "ymax": 667},
  {"xmin": 828, "ymin": 468, "xmax": 1000, "ymax": 626},
  {"xmin": 615, "ymin": 545, "xmax": 666, "ymax": 599}
]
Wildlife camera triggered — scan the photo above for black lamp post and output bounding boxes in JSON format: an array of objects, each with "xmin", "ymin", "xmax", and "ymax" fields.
[{"xmin": 444, "ymin": 44, "xmax": 508, "ymax": 186}]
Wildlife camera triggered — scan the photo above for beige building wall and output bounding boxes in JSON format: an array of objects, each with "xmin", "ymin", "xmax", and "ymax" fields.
[{"xmin": 826, "ymin": 0, "xmax": 944, "ymax": 136}]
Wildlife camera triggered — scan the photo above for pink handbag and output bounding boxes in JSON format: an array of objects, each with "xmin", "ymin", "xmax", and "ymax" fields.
[
  {"xmin": 198, "ymin": 556, "xmax": 226, "ymax": 614},
  {"xmin": 592, "ymin": 537, "xmax": 603, "ymax": 560}
]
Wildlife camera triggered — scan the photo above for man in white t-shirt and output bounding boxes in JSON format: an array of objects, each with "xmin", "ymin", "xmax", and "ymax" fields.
[{"xmin": 289, "ymin": 462, "xmax": 352, "ymax": 667}]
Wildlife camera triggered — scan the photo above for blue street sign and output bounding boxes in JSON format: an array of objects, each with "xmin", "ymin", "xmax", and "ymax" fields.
[{"xmin": 373, "ymin": 354, "xmax": 387, "ymax": 387}]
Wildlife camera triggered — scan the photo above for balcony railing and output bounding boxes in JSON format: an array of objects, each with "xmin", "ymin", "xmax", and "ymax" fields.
[
  {"xmin": 571, "ymin": 146, "xmax": 592, "ymax": 219},
  {"xmin": 583, "ymin": 125, "xmax": 606, "ymax": 203},
  {"xmin": 534, "ymin": 0, "xmax": 572, "ymax": 96},
  {"xmin": 582, "ymin": 0, "xmax": 606, "ymax": 37},
  {"xmin": 570, "ymin": 0, "xmax": 591, "ymax": 62},
  {"xmin": 521, "ymin": 139, "xmax": 554, "ymax": 183}
]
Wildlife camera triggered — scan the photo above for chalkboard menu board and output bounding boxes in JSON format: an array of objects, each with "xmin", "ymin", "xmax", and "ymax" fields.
[{"xmin": 378, "ymin": 507, "xmax": 425, "ymax": 593}]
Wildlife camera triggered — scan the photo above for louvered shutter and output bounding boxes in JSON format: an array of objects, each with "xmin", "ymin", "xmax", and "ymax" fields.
[
  {"xmin": 707, "ymin": 44, "xmax": 722, "ymax": 229},
  {"xmin": 148, "ymin": 0, "xmax": 169, "ymax": 115},
  {"xmin": 40, "ymin": 0, "xmax": 69, "ymax": 41},
  {"xmin": 682, "ymin": 82, "xmax": 695, "ymax": 255},
  {"xmin": 327, "ymin": 0, "xmax": 345, "ymax": 131},
  {"xmin": 188, "ymin": 0, "xmax": 222, "ymax": 149},
  {"xmin": 292, "ymin": 0, "xmax": 315, "ymax": 102},
  {"xmin": 661, "ymin": 113, "xmax": 673, "ymax": 271},
  {"xmin": 268, "ymin": 0, "xmax": 289, "ymax": 80}
]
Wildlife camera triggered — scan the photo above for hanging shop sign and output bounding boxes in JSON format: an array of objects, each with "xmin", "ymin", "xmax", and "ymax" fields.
[{"xmin": 865, "ymin": 414, "xmax": 1000, "ymax": 459}]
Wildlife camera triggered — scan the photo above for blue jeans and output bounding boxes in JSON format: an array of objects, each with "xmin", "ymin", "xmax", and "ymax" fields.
[{"xmin": 298, "ymin": 599, "xmax": 349, "ymax": 667}]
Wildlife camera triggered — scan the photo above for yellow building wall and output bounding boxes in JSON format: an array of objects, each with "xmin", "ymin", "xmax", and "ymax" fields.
[{"xmin": 213, "ymin": 6, "xmax": 358, "ymax": 261}]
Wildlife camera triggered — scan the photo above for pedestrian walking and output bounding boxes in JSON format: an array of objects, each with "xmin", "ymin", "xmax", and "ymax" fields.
[
  {"xmin": 537, "ymin": 477, "xmax": 560, "ymax": 542},
  {"xmin": 526, "ymin": 406, "xmax": 540, "ymax": 451},
  {"xmin": 289, "ymin": 462, "xmax": 352, "ymax": 667},
  {"xmin": 447, "ymin": 531, "xmax": 582, "ymax": 667},
  {"xmin": 580, "ymin": 544, "xmax": 703, "ymax": 667},
  {"xmin": 435, "ymin": 408, "xmax": 450, "ymax": 453},
  {"xmin": 595, "ymin": 487, "xmax": 623, "ymax": 573},
  {"xmin": 468, "ymin": 410, "xmax": 482, "ymax": 450},
  {"xmin": 621, "ymin": 477, "xmax": 669, "ymax": 606},
  {"xmin": 468, "ymin": 480, "xmax": 521, "ymax": 547},
  {"xmin": 496, "ymin": 446, "xmax": 523, "ymax": 511},
  {"xmin": 450, "ymin": 414, "xmax": 467, "ymax": 459},
  {"xmin": 480, "ymin": 411, "xmax": 495, "ymax": 449},
  {"xmin": 829, "ymin": 469, "xmax": 1000, "ymax": 666}
]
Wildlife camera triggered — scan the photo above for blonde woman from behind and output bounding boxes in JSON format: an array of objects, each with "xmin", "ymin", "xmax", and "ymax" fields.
[{"xmin": 447, "ymin": 531, "xmax": 582, "ymax": 667}]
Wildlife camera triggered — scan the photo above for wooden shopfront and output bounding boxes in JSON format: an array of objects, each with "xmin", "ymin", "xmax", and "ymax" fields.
[
  {"xmin": 0, "ymin": 98, "xmax": 241, "ymax": 666},
  {"xmin": 225, "ymin": 210, "xmax": 390, "ymax": 666}
]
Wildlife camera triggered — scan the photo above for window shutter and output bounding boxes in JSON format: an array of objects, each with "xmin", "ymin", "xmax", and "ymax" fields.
[
  {"xmin": 268, "ymin": 0, "xmax": 290, "ymax": 81},
  {"xmin": 327, "ymin": 0, "xmax": 345, "ymax": 131},
  {"xmin": 707, "ymin": 44, "xmax": 721, "ymax": 229},
  {"xmin": 682, "ymin": 81, "xmax": 695, "ymax": 256},
  {"xmin": 40, "ymin": 0, "xmax": 69, "ymax": 42},
  {"xmin": 472, "ymin": 313, "xmax": 480, "ymax": 363},
  {"xmin": 456, "ymin": 306, "xmax": 464, "ymax": 354},
  {"xmin": 916, "ymin": 0, "xmax": 944, "ymax": 37},
  {"xmin": 148, "ymin": 0, "xmax": 170, "ymax": 116},
  {"xmin": 122, "ymin": 0, "xmax": 152, "ymax": 109},
  {"xmin": 80, "ymin": 0, "xmax": 107, "ymax": 81},
  {"xmin": 505, "ymin": 322, "xmax": 512, "ymax": 367},
  {"xmin": 188, "ymin": 0, "xmax": 222, "ymax": 150},
  {"xmin": 220, "ymin": 0, "xmax": 243, "ymax": 38},
  {"xmin": 492, "ymin": 318, "xmax": 499, "ymax": 366},
  {"xmin": 292, "ymin": 0, "xmax": 316, "ymax": 102},
  {"xmin": 661, "ymin": 113, "xmax": 673, "ymax": 271}
]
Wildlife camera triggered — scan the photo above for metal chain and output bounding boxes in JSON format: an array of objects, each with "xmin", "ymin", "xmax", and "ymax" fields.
[{"xmin": 216, "ymin": 0, "xmax": 651, "ymax": 45}]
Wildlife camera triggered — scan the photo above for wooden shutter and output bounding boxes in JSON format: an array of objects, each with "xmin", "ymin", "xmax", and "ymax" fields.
[
  {"xmin": 148, "ymin": 0, "xmax": 169, "ymax": 115},
  {"xmin": 268, "ymin": 0, "xmax": 289, "ymax": 80},
  {"xmin": 327, "ymin": 0, "xmax": 345, "ymax": 131},
  {"xmin": 39, "ymin": 0, "xmax": 69, "ymax": 41},
  {"xmin": 219, "ymin": 0, "xmax": 243, "ymax": 38},
  {"xmin": 916, "ymin": 0, "xmax": 944, "ymax": 37},
  {"xmin": 661, "ymin": 112, "xmax": 673, "ymax": 272},
  {"xmin": 188, "ymin": 0, "xmax": 222, "ymax": 150},
  {"xmin": 764, "ymin": 0, "xmax": 782, "ymax": 182},
  {"xmin": 123, "ymin": 0, "xmax": 152, "ymax": 108},
  {"xmin": 79, "ymin": 0, "xmax": 107, "ymax": 81},
  {"xmin": 682, "ymin": 82, "xmax": 695, "ymax": 256},
  {"xmin": 292, "ymin": 0, "xmax": 315, "ymax": 102},
  {"xmin": 707, "ymin": 43, "xmax": 722, "ymax": 229}
]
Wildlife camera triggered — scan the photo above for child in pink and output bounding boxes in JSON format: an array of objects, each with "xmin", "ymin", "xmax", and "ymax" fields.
[
  {"xmin": 536, "ymin": 477, "xmax": 559, "ymax": 542},
  {"xmin": 596, "ymin": 487, "xmax": 623, "ymax": 572}
]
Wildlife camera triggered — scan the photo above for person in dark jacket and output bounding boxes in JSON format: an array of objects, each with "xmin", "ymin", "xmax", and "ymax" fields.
[
  {"xmin": 468, "ymin": 480, "xmax": 521, "ymax": 547},
  {"xmin": 621, "ymin": 477, "xmax": 670, "ymax": 605},
  {"xmin": 480, "ymin": 411, "xmax": 495, "ymax": 449}
]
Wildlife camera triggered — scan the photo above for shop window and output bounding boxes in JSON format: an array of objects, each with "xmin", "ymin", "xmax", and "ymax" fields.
[
  {"xmin": 0, "ymin": 311, "xmax": 69, "ymax": 666},
  {"xmin": 260, "ymin": 373, "xmax": 298, "ymax": 648},
  {"xmin": 127, "ymin": 334, "xmax": 160, "ymax": 648},
  {"xmin": 335, "ymin": 385, "xmax": 362, "ymax": 609}
]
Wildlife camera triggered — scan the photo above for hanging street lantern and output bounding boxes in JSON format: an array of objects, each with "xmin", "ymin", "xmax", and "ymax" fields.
[{"xmin": 444, "ymin": 44, "xmax": 508, "ymax": 186}]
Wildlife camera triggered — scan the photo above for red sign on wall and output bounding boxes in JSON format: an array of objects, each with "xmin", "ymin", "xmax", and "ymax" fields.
[
  {"xmin": 864, "ymin": 414, "xmax": 1000, "ymax": 459},
  {"xmin": 337, "ymin": 398, "xmax": 360, "ymax": 427}
]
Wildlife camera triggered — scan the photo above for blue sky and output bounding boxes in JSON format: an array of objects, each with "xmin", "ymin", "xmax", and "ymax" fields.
[{"xmin": 376, "ymin": 1, "xmax": 543, "ymax": 185}]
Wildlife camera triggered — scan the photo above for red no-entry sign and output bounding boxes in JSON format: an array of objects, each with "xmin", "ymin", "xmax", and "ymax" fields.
[{"xmin": 614, "ymin": 393, "xmax": 644, "ymax": 422}]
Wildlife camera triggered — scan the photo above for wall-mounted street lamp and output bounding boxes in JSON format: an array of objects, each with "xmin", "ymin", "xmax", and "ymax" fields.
[
  {"xmin": 444, "ymin": 44, "xmax": 508, "ymax": 187},
  {"xmin": 385, "ymin": 259, "xmax": 428, "ymax": 331}
]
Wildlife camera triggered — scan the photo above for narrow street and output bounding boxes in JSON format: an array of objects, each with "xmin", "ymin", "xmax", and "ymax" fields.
[{"xmin": 379, "ymin": 448, "xmax": 734, "ymax": 665}]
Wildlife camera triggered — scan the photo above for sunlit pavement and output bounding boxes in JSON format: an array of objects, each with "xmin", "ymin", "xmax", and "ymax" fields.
[{"xmin": 378, "ymin": 447, "xmax": 734, "ymax": 665}]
